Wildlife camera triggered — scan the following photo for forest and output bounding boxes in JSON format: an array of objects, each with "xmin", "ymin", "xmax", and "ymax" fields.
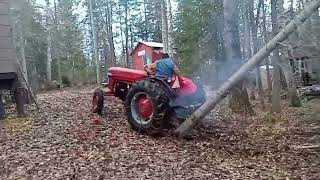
[{"xmin": 0, "ymin": 0, "xmax": 319, "ymax": 179}]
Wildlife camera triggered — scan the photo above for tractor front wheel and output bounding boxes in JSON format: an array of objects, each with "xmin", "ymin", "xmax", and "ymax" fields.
[{"xmin": 125, "ymin": 80, "xmax": 170, "ymax": 135}]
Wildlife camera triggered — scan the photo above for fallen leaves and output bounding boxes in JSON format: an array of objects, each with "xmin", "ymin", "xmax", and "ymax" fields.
[{"xmin": 0, "ymin": 86, "xmax": 319, "ymax": 179}]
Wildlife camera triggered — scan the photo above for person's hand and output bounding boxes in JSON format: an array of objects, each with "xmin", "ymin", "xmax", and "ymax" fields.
[{"xmin": 144, "ymin": 64, "xmax": 153, "ymax": 75}]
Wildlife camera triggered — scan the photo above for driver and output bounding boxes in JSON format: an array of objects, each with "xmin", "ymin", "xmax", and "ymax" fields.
[
  {"xmin": 144, "ymin": 54, "xmax": 179, "ymax": 77},
  {"xmin": 144, "ymin": 53, "xmax": 180, "ymax": 88}
]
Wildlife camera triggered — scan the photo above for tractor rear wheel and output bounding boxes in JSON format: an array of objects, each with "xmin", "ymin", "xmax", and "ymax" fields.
[
  {"xmin": 92, "ymin": 88, "xmax": 104, "ymax": 115},
  {"xmin": 125, "ymin": 79, "xmax": 170, "ymax": 135}
]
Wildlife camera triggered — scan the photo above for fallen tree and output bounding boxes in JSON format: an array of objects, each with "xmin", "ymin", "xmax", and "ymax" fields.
[{"xmin": 175, "ymin": 0, "xmax": 320, "ymax": 138}]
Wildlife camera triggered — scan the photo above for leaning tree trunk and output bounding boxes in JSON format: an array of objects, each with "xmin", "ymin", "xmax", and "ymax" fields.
[
  {"xmin": 224, "ymin": 0, "xmax": 253, "ymax": 114},
  {"xmin": 175, "ymin": 0, "xmax": 320, "ymax": 137}
]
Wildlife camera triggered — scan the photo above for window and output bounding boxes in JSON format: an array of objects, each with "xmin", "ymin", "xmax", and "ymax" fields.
[{"xmin": 143, "ymin": 54, "xmax": 152, "ymax": 65}]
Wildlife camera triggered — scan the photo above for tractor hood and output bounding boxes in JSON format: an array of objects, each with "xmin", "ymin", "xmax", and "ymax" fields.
[{"xmin": 108, "ymin": 67, "xmax": 147, "ymax": 82}]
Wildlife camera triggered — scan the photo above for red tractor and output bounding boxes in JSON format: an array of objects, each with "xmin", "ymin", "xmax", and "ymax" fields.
[{"xmin": 92, "ymin": 67, "xmax": 206, "ymax": 135}]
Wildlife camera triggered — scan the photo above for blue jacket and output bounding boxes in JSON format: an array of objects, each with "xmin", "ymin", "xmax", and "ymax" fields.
[{"xmin": 155, "ymin": 58, "xmax": 175, "ymax": 79}]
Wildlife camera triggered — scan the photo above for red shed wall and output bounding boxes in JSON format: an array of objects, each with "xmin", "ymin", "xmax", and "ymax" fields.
[
  {"xmin": 132, "ymin": 44, "xmax": 153, "ymax": 70},
  {"xmin": 152, "ymin": 49, "xmax": 162, "ymax": 63}
]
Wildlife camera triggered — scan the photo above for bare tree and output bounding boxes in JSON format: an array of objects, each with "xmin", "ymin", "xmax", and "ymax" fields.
[
  {"xmin": 250, "ymin": 0, "xmax": 265, "ymax": 109},
  {"xmin": 106, "ymin": 0, "xmax": 116, "ymax": 66},
  {"xmin": 223, "ymin": 0, "xmax": 253, "ymax": 114},
  {"xmin": 161, "ymin": 0, "xmax": 168, "ymax": 53},
  {"xmin": 280, "ymin": 45, "xmax": 301, "ymax": 107},
  {"xmin": 271, "ymin": 0, "xmax": 281, "ymax": 113},
  {"xmin": 262, "ymin": 0, "xmax": 272, "ymax": 102},
  {"xmin": 124, "ymin": 0, "xmax": 129, "ymax": 67},
  {"xmin": 19, "ymin": 30, "xmax": 28, "ymax": 83},
  {"xmin": 89, "ymin": 0, "xmax": 101, "ymax": 85},
  {"xmin": 54, "ymin": 0, "xmax": 62, "ymax": 85},
  {"xmin": 167, "ymin": 0, "xmax": 174, "ymax": 58},
  {"xmin": 45, "ymin": 1, "xmax": 52, "ymax": 82}
]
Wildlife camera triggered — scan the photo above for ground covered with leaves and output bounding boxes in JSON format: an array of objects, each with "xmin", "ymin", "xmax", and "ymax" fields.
[{"xmin": 0, "ymin": 86, "xmax": 319, "ymax": 179}]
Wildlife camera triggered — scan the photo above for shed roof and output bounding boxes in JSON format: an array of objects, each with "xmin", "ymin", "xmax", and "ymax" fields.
[
  {"xmin": 130, "ymin": 42, "xmax": 163, "ymax": 56},
  {"xmin": 140, "ymin": 42, "xmax": 163, "ymax": 48},
  {"xmin": 130, "ymin": 41, "xmax": 177, "ymax": 56},
  {"xmin": 289, "ymin": 45, "xmax": 320, "ymax": 59}
]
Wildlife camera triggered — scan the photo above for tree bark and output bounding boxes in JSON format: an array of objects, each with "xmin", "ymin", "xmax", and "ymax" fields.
[
  {"xmin": 54, "ymin": 0, "xmax": 62, "ymax": 86},
  {"xmin": 282, "ymin": 46, "xmax": 301, "ymax": 107},
  {"xmin": 143, "ymin": 0, "xmax": 148, "ymax": 41},
  {"xmin": 106, "ymin": 0, "xmax": 116, "ymax": 66},
  {"xmin": 161, "ymin": 0, "xmax": 169, "ymax": 53},
  {"xmin": 47, "ymin": 30, "xmax": 52, "ymax": 82},
  {"xmin": 175, "ymin": 0, "xmax": 320, "ymax": 137},
  {"xmin": 167, "ymin": 0, "xmax": 174, "ymax": 58},
  {"xmin": 244, "ymin": 3, "xmax": 252, "ymax": 60},
  {"xmin": 124, "ymin": 0, "xmax": 129, "ymax": 67},
  {"xmin": 250, "ymin": 0, "xmax": 265, "ymax": 109},
  {"xmin": 262, "ymin": 1, "xmax": 272, "ymax": 102},
  {"xmin": 224, "ymin": 0, "xmax": 253, "ymax": 114},
  {"xmin": 46, "ymin": 2, "xmax": 52, "ymax": 82},
  {"xmin": 89, "ymin": 0, "xmax": 101, "ymax": 85},
  {"xmin": 14, "ymin": 81, "xmax": 26, "ymax": 118},
  {"xmin": 290, "ymin": 0, "xmax": 294, "ymax": 19},
  {"xmin": 19, "ymin": 31, "xmax": 28, "ymax": 84},
  {"xmin": 118, "ymin": 2, "xmax": 126, "ymax": 66},
  {"xmin": 271, "ymin": 0, "xmax": 281, "ymax": 113},
  {"xmin": 280, "ymin": 63, "xmax": 301, "ymax": 107}
]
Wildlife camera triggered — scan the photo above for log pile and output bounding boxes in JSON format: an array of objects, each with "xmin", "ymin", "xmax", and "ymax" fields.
[{"xmin": 299, "ymin": 84, "xmax": 320, "ymax": 97}]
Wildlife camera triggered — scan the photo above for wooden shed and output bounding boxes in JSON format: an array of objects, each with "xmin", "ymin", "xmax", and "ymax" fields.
[
  {"xmin": 130, "ymin": 42, "xmax": 177, "ymax": 70},
  {"xmin": 0, "ymin": 0, "xmax": 19, "ymax": 89},
  {"xmin": 288, "ymin": 46, "xmax": 320, "ymax": 86},
  {"xmin": 0, "ymin": 0, "xmax": 26, "ymax": 118}
]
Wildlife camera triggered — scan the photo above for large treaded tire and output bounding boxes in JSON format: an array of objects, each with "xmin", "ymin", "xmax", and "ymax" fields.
[{"xmin": 125, "ymin": 79, "xmax": 171, "ymax": 135}]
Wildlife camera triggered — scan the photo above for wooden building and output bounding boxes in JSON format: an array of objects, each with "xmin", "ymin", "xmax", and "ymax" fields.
[
  {"xmin": 130, "ymin": 42, "xmax": 177, "ymax": 70},
  {"xmin": 0, "ymin": 0, "xmax": 26, "ymax": 118},
  {"xmin": 288, "ymin": 46, "xmax": 320, "ymax": 87}
]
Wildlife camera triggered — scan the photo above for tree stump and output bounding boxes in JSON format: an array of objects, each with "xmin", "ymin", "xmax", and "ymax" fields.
[{"xmin": 14, "ymin": 85, "xmax": 26, "ymax": 118}]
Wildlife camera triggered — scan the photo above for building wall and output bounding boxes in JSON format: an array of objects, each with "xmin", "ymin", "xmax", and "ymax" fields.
[
  {"xmin": 0, "ymin": 0, "xmax": 18, "ymax": 74},
  {"xmin": 131, "ymin": 44, "xmax": 154, "ymax": 70}
]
